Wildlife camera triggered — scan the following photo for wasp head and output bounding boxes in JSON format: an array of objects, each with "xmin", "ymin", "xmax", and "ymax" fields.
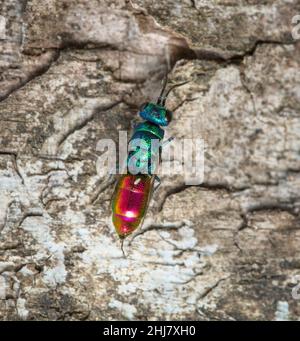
[{"xmin": 139, "ymin": 102, "xmax": 173, "ymax": 127}]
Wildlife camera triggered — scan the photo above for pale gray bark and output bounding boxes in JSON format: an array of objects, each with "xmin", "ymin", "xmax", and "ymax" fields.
[{"xmin": 0, "ymin": 0, "xmax": 300, "ymax": 320}]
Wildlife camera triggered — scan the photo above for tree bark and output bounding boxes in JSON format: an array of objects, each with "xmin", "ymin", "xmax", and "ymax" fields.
[{"xmin": 0, "ymin": 0, "xmax": 300, "ymax": 320}]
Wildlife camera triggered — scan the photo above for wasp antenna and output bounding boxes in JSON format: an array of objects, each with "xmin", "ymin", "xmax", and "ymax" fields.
[
  {"xmin": 161, "ymin": 80, "xmax": 190, "ymax": 106},
  {"xmin": 120, "ymin": 238, "xmax": 126, "ymax": 258},
  {"xmin": 157, "ymin": 73, "xmax": 169, "ymax": 105}
]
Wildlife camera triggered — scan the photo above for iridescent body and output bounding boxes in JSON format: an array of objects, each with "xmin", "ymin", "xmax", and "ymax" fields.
[
  {"xmin": 111, "ymin": 80, "xmax": 176, "ymax": 242},
  {"xmin": 112, "ymin": 174, "xmax": 154, "ymax": 237},
  {"xmin": 127, "ymin": 121, "xmax": 164, "ymax": 175}
]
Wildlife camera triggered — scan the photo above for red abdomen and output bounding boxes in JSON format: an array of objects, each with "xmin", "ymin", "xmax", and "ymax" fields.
[{"xmin": 111, "ymin": 174, "xmax": 153, "ymax": 238}]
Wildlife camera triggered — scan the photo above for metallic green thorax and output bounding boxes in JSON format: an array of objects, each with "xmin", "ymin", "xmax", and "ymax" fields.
[
  {"xmin": 127, "ymin": 102, "xmax": 172, "ymax": 175},
  {"xmin": 133, "ymin": 121, "xmax": 164, "ymax": 140}
]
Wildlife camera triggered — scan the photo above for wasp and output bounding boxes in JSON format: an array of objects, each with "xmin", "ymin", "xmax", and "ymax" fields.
[{"xmin": 111, "ymin": 76, "xmax": 185, "ymax": 255}]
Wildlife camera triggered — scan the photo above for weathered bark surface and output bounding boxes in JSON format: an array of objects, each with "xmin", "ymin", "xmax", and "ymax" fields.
[{"xmin": 1, "ymin": 0, "xmax": 300, "ymax": 320}]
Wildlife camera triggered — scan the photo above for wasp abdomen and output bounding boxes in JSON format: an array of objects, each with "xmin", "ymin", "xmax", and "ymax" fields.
[{"xmin": 112, "ymin": 174, "xmax": 154, "ymax": 238}]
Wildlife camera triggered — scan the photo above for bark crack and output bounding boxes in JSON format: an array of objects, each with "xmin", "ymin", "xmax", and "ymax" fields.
[
  {"xmin": 196, "ymin": 276, "xmax": 229, "ymax": 304},
  {"xmin": 18, "ymin": 211, "xmax": 43, "ymax": 229},
  {"xmin": 0, "ymin": 51, "xmax": 60, "ymax": 102},
  {"xmin": 129, "ymin": 220, "xmax": 187, "ymax": 244},
  {"xmin": 0, "ymin": 151, "xmax": 25, "ymax": 184},
  {"xmin": 157, "ymin": 182, "xmax": 249, "ymax": 212}
]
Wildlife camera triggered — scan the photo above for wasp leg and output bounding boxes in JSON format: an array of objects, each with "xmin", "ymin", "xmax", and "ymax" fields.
[
  {"xmin": 130, "ymin": 119, "xmax": 139, "ymax": 132},
  {"xmin": 95, "ymin": 174, "xmax": 116, "ymax": 209},
  {"xmin": 162, "ymin": 136, "xmax": 175, "ymax": 147},
  {"xmin": 158, "ymin": 136, "xmax": 174, "ymax": 165},
  {"xmin": 154, "ymin": 175, "xmax": 161, "ymax": 191}
]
